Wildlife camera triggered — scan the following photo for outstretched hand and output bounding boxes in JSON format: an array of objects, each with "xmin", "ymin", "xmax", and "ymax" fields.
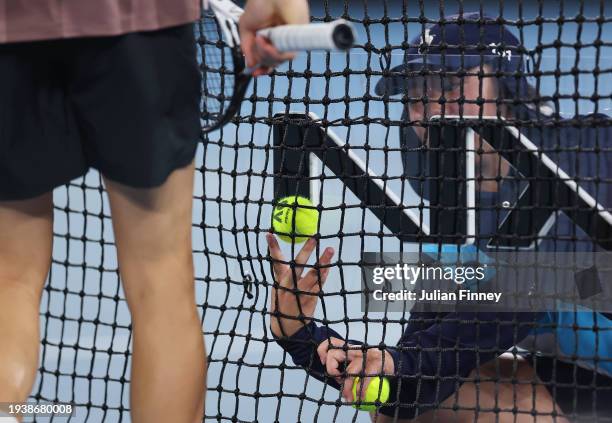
[
  {"xmin": 267, "ymin": 234, "xmax": 334, "ymax": 338},
  {"xmin": 239, "ymin": 0, "xmax": 310, "ymax": 75}
]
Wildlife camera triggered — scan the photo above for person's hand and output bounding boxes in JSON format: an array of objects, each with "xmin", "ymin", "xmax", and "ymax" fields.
[
  {"xmin": 267, "ymin": 233, "xmax": 334, "ymax": 338},
  {"xmin": 317, "ymin": 338, "xmax": 395, "ymax": 402},
  {"xmin": 239, "ymin": 0, "xmax": 310, "ymax": 75}
]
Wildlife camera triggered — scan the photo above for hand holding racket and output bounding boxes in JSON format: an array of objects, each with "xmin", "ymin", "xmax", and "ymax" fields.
[
  {"xmin": 201, "ymin": 0, "xmax": 356, "ymax": 133},
  {"xmin": 239, "ymin": 0, "xmax": 310, "ymax": 74}
]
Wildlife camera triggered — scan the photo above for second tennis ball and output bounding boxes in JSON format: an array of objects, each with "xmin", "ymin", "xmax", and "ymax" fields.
[
  {"xmin": 352, "ymin": 376, "xmax": 390, "ymax": 411},
  {"xmin": 271, "ymin": 196, "xmax": 319, "ymax": 243}
]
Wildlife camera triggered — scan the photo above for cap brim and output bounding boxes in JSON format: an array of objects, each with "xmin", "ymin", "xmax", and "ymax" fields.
[
  {"xmin": 374, "ymin": 60, "xmax": 438, "ymax": 96},
  {"xmin": 374, "ymin": 55, "xmax": 492, "ymax": 96}
]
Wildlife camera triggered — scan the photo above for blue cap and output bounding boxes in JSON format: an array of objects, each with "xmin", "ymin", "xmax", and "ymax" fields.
[{"xmin": 374, "ymin": 12, "xmax": 528, "ymax": 97}]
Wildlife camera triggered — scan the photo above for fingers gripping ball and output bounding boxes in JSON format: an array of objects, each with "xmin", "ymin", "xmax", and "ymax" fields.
[
  {"xmin": 272, "ymin": 196, "xmax": 320, "ymax": 243},
  {"xmin": 352, "ymin": 376, "xmax": 390, "ymax": 411}
]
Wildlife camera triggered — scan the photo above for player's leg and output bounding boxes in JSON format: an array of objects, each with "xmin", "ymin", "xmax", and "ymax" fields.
[
  {"xmin": 0, "ymin": 38, "xmax": 86, "ymax": 415},
  {"xmin": 103, "ymin": 164, "xmax": 205, "ymax": 423},
  {"xmin": 372, "ymin": 355, "xmax": 568, "ymax": 423},
  {"xmin": 66, "ymin": 22, "xmax": 203, "ymax": 421},
  {"xmin": 0, "ymin": 193, "xmax": 53, "ymax": 407}
]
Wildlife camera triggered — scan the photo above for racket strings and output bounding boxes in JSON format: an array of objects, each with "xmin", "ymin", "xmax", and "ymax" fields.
[{"xmin": 200, "ymin": 13, "xmax": 237, "ymax": 128}]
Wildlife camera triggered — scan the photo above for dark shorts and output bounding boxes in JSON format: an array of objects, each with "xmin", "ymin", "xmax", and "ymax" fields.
[
  {"xmin": 381, "ymin": 355, "xmax": 612, "ymax": 420},
  {"xmin": 530, "ymin": 355, "xmax": 612, "ymax": 419},
  {"xmin": 0, "ymin": 24, "xmax": 201, "ymax": 201}
]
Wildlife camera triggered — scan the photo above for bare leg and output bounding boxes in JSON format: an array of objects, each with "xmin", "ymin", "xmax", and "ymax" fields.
[
  {"xmin": 0, "ymin": 194, "xmax": 53, "ymax": 413},
  {"xmin": 371, "ymin": 356, "xmax": 568, "ymax": 423},
  {"xmin": 104, "ymin": 163, "xmax": 205, "ymax": 423}
]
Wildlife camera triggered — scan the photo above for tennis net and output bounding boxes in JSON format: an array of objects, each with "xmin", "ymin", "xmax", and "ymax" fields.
[{"xmin": 35, "ymin": 1, "xmax": 611, "ymax": 422}]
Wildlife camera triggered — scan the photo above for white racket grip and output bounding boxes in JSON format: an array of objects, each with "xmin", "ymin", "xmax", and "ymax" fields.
[{"xmin": 257, "ymin": 19, "xmax": 355, "ymax": 52}]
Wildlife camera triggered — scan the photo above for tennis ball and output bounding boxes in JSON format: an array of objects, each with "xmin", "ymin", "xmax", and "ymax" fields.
[
  {"xmin": 271, "ymin": 196, "xmax": 319, "ymax": 243},
  {"xmin": 352, "ymin": 376, "xmax": 390, "ymax": 411}
]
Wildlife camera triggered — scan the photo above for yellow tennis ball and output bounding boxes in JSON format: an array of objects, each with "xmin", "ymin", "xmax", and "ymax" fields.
[
  {"xmin": 271, "ymin": 196, "xmax": 319, "ymax": 243},
  {"xmin": 352, "ymin": 376, "xmax": 390, "ymax": 411}
]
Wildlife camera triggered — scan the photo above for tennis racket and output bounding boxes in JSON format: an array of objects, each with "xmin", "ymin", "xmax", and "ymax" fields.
[{"xmin": 200, "ymin": 0, "xmax": 356, "ymax": 133}]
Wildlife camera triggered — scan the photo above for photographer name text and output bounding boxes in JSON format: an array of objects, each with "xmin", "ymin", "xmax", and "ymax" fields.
[{"xmin": 372, "ymin": 289, "xmax": 503, "ymax": 303}]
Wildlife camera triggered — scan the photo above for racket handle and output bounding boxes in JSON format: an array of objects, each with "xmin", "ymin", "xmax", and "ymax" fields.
[{"xmin": 257, "ymin": 19, "xmax": 355, "ymax": 52}]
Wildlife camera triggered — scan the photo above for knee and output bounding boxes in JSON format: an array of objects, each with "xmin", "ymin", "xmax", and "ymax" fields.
[
  {"xmin": 0, "ymin": 373, "xmax": 32, "ymax": 402},
  {"xmin": 477, "ymin": 354, "xmax": 536, "ymax": 383},
  {"xmin": 0, "ymin": 335, "xmax": 40, "ymax": 401},
  {"xmin": 121, "ymin": 254, "xmax": 197, "ymax": 324}
]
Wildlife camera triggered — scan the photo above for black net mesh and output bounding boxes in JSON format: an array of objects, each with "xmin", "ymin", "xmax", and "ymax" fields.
[{"xmin": 32, "ymin": 0, "xmax": 612, "ymax": 422}]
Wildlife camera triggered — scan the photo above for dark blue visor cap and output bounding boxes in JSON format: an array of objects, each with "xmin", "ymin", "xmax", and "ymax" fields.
[{"xmin": 374, "ymin": 13, "xmax": 528, "ymax": 97}]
